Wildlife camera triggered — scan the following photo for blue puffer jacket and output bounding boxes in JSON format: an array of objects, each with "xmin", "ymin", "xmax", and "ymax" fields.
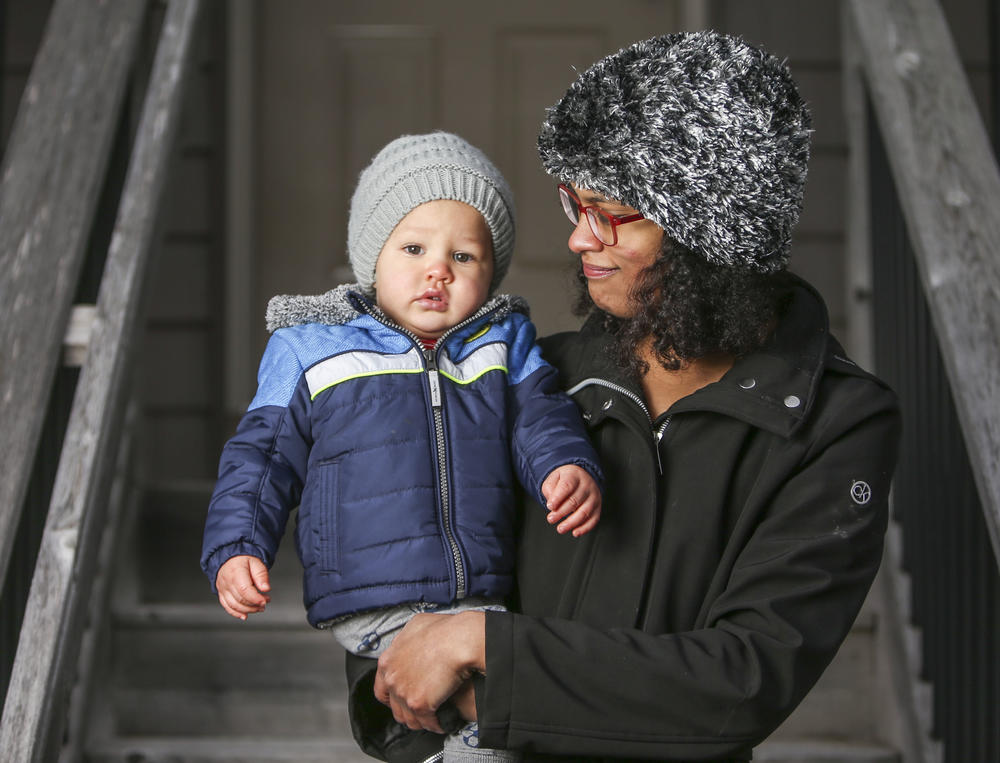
[{"xmin": 201, "ymin": 284, "xmax": 602, "ymax": 627}]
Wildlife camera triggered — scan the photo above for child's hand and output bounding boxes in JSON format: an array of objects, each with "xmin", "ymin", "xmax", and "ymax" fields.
[
  {"xmin": 215, "ymin": 555, "xmax": 272, "ymax": 620},
  {"xmin": 541, "ymin": 464, "xmax": 601, "ymax": 537}
]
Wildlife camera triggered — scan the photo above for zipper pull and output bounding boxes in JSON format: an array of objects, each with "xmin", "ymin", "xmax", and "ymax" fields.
[
  {"xmin": 424, "ymin": 349, "xmax": 442, "ymax": 408},
  {"xmin": 652, "ymin": 418, "xmax": 669, "ymax": 476}
]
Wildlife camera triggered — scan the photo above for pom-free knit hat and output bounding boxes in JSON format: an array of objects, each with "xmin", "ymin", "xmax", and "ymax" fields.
[
  {"xmin": 348, "ymin": 131, "xmax": 516, "ymax": 295},
  {"xmin": 538, "ymin": 31, "xmax": 812, "ymax": 272}
]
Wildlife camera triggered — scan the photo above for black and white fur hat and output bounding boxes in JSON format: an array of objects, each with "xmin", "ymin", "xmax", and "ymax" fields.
[{"xmin": 538, "ymin": 31, "xmax": 812, "ymax": 272}]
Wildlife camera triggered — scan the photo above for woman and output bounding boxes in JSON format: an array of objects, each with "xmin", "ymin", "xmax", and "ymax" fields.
[{"xmin": 352, "ymin": 32, "xmax": 901, "ymax": 762}]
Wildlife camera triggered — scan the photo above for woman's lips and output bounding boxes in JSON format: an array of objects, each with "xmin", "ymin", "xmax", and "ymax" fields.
[{"xmin": 582, "ymin": 263, "xmax": 618, "ymax": 279}]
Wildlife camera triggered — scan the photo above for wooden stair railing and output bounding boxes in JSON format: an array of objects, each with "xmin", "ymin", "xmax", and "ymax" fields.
[
  {"xmin": 846, "ymin": 0, "xmax": 1000, "ymax": 566},
  {"xmin": 0, "ymin": 1, "xmax": 204, "ymax": 760},
  {"xmin": 0, "ymin": 0, "xmax": 144, "ymax": 598},
  {"xmin": 844, "ymin": 1, "xmax": 1000, "ymax": 761}
]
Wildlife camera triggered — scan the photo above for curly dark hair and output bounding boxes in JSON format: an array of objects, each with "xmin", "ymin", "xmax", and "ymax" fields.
[{"xmin": 574, "ymin": 237, "xmax": 795, "ymax": 378}]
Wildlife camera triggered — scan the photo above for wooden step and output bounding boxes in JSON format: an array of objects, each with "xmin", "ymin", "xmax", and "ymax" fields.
[
  {"xmin": 85, "ymin": 609, "xmax": 367, "ymax": 759},
  {"xmin": 83, "ymin": 735, "xmax": 371, "ymax": 763},
  {"xmin": 766, "ymin": 610, "xmax": 880, "ymax": 742},
  {"xmin": 754, "ymin": 739, "xmax": 900, "ymax": 763},
  {"xmin": 89, "ymin": 603, "xmax": 358, "ymax": 741},
  {"xmin": 107, "ymin": 687, "xmax": 353, "ymax": 738},
  {"xmin": 110, "ymin": 609, "xmax": 344, "ymax": 694},
  {"xmin": 134, "ymin": 481, "xmax": 304, "ymax": 606}
]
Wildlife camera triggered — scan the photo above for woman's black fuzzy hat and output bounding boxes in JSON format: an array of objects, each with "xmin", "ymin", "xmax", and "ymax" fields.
[{"xmin": 538, "ymin": 31, "xmax": 812, "ymax": 272}]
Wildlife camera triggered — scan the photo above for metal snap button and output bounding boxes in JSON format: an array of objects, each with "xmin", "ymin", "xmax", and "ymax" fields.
[
  {"xmin": 582, "ymin": 411, "xmax": 592, "ymax": 421},
  {"xmin": 784, "ymin": 395, "xmax": 801, "ymax": 409},
  {"xmin": 602, "ymin": 399, "xmax": 613, "ymax": 411},
  {"xmin": 738, "ymin": 377, "xmax": 756, "ymax": 390}
]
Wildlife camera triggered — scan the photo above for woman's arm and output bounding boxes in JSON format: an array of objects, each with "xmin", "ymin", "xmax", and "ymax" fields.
[{"xmin": 477, "ymin": 386, "xmax": 901, "ymax": 759}]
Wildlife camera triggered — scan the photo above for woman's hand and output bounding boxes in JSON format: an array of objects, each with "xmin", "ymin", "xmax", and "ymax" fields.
[{"xmin": 374, "ymin": 610, "xmax": 486, "ymax": 732}]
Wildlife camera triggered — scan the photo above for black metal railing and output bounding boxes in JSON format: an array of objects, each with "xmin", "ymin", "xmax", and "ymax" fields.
[{"xmin": 869, "ymin": 105, "xmax": 1000, "ymax": 763}]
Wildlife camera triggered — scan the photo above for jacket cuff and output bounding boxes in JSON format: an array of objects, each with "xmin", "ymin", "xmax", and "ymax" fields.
[{"xmin": 477, "ymin": 609, "xmax": 514, "ymax": 749}]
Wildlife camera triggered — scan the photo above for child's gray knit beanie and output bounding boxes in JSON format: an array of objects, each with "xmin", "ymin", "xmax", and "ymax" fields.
[
  {"xmin": 538, "ymin": 31, "xmax": 812, "ymax": 272},
  {"xmin": 348, "ymin": 131, "xmax": 516, "ymax": 295}
]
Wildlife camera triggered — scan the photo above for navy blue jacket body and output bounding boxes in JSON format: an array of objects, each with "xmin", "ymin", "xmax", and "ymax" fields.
[{"xmin": 201, "ymin": 285, "xmax": 603, "ymax": 627}]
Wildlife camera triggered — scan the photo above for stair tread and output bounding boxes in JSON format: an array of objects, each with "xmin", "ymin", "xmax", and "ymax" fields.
[
  {"xmin": 755, "ymin": 738, "xmax": 899, "ymax": 762},
  {"xmin": 113, "ymin": 602, "xmax": 308, "ymax": 628},
  {"xmin": 108, "ymin": 686, "xmax": 352, "ymax": 738},
  {"xmin": 84, "ymin": 735, "xmax": 370, "ymax": 763}
]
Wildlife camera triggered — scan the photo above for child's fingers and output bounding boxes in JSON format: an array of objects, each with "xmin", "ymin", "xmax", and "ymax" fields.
[
  {"xmin": 219, "ymin": 594, "xmax": 249, "ymax": 620},
  {"xmin": 545, "ymin": 468, "xmax": 585, "ymax": 508},
  {"xmin": 220, "ymin": 585, "xmax": 267, "ymax": 619},
  {"xmin": 233, "ymin": 573, "xmax": 269, "ymax": 608},
  {"xmin": 219, "ymin": 590, "xmax": 251, "ymax": 620},
  {"xmin": 556, "ymin": 503, "xmax": 593, "ymax": 534},
  {"xmin": 556, "ymin": 492, "xmax": 602, "ymax": 536},
  {"xmin": 541, "ymin": 470, "xmax": 568, "ymax": 505},
  {"xmin": 248, "ymin": 556, "xmax": 272, "ymax": 593},
  {"xmin": 547, "ymin": 499, "xmax": 582, "ymax": 528},
  {"xmin": 568, "ymin": 503, "xmax": 602, "ymax": 537},
  {"xmin": 216, "ymin": 558, "xmax": 270, "ymax": 619}
]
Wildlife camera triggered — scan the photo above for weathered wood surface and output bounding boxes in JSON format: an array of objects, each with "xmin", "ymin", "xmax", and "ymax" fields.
[
  {"xmin": 0, "ymin": 0, "xmax": 146, "ymax": 594},
  {"xmin": 0, "ymin": 1, "xmax": 204, "ymax": 759},
  {"xmin": 847, "ymin": 0, "xmax": 1000, "ymax": 567}
]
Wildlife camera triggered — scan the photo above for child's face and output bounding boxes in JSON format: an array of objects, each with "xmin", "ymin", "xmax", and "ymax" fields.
[{"xmin": 374, "ymin": 200, "xmax": 494, "ymax": 340}]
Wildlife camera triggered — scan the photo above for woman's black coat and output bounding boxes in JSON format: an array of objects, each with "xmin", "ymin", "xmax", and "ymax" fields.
[{"xmin": 350, "ymin": 279, "xmax": 901, "ymax": 762}]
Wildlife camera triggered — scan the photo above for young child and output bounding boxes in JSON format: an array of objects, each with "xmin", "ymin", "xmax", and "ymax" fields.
[{"xmin": 201, "ymin": 132, "xmax": 602, "ymax": 762}]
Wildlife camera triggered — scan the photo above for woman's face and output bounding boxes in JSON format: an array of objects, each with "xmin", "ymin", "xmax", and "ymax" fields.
[{"xmin": 566, "ymin": 185, "xmax": 664, "ymax": 319}]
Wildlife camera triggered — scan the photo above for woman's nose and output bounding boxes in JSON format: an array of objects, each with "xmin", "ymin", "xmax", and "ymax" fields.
[{"xmin": 568, "ymin": 214, "xmax": 602, "ymax": 254}]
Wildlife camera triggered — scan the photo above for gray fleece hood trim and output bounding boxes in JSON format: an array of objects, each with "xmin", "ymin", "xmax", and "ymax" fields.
[{"xmin": 265, "ymin": 282, "xmax": 529, "ymax": 333}]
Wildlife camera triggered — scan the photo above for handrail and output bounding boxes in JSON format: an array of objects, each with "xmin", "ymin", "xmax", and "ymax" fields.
[
  {"xmin": 846, "ymin": 0, "xmax": 1000, "ymax": 567},
  {"xmin": 0, "ymin": 0, "xmax": 146, "ymax": 595},
  {"xmin": 0, "ymin": 0, "xmax": 204, "ymax": 758}
]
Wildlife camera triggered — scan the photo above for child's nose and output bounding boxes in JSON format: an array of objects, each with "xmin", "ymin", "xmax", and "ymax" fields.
[{"xmin": 425, "ymin": 256, "xmax": 453, "ymax": 282}]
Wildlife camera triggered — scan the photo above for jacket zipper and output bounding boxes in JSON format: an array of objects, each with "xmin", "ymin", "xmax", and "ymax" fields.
[
  {"xmin": 424, "ymin": 347, "xmax": 465, "ymax": 599},
  {"xmin": 566, "ymin": 377, "xmax": 670, "ymax": 475},
  {"xmin": 355, "ymin": 298, "xmax": 499, "ymax": 601}
]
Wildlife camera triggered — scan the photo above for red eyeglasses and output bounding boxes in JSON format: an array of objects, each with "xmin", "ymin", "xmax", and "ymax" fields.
[{"xmin": 558, "ymin": 183, "xmax": 645, "ymax": 246}]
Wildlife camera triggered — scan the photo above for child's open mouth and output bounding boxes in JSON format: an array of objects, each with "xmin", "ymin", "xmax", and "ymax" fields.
[{"xmin": 417, "ymin": 290, "xmax": 448, "ymax": 310}]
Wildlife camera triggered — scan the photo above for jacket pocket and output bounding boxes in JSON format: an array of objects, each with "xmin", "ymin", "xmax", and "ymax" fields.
[{"xmin": 317, "ymin": 461, "xmax": 340, "ymax": 573}]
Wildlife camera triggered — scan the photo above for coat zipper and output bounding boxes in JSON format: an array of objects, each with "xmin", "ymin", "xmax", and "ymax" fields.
[
  {"xmin": 355, "ymin": 297, "xmax": 499, "ymax": 601},
  {"xmin": 566, "ymin": 377, "xmax": 670, "ymax": 475},
  {"xmin": 424, "ymin": 346, "xmax": 465, "ymax": 599}
]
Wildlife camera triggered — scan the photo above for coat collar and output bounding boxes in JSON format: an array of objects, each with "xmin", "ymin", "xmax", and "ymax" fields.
[
  {"xmin": 264, "ymin": 283, "xmax": 529, "ymax": 333},
  {"xmin": 547, "ymin": 278, "xmax": 865, "ymax": 439}
]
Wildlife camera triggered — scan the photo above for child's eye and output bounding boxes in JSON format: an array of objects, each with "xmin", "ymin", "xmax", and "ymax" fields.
[
  {"xmin": 453, "ymin": 251, "xmax": 473, "ymax": 263},
  {"xmin": 403, "ymin": 244, "xmax": 424, "ymax": 255}
]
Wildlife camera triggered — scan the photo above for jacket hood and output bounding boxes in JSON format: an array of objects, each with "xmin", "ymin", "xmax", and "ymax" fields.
[{"xmin": 265, "ymin": 282, "xmax": 529, "ymax": 333}]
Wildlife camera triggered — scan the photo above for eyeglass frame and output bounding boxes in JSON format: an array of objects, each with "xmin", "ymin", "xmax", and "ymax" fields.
[{"xmin": 557, "ymin": 183, "xmax": 645, "ymax": 246}]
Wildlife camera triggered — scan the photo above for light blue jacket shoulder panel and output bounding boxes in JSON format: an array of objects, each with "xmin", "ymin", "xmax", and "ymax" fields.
[{"xmin": 249, "ymin": 316, "xmax": 413, "ymax": 409}]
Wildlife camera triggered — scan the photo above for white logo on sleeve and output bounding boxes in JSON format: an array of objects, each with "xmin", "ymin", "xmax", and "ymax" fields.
[{"xmin": 851, "ymin": 480, "xmax": 872, "ymax": 505}]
